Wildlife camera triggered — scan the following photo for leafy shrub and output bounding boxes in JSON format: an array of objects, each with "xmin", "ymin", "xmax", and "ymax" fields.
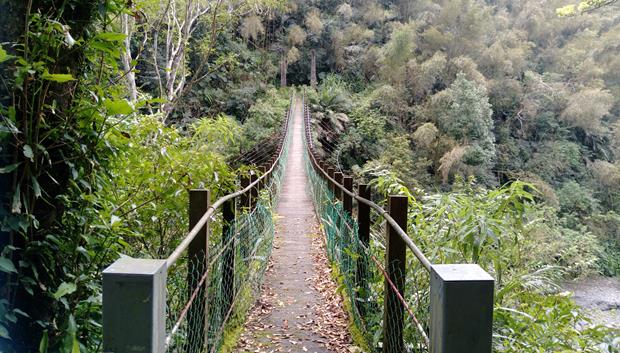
[
  {"xmin": 525, "ymin": 141, "xmax": 585, "ymax": 183},
  {"xmin": 103, "ymin": 114, "xmax": 238, "ymax": 258},
  {"xmin": 242, "ymin": 88, "xmax": 290, "ymax": 147},
  {"xmin": 586, "ymin": 212, "xmax": 620, "ymax": 276},
  {"xmin": 365, "ymin": 175, "xmax": 615, "ymax": 351},
  {"xmin": 557, "ymin": 181, "xmax": 599, "ymax": 217}
]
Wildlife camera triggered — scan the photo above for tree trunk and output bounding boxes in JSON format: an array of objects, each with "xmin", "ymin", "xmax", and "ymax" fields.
[
  {"xmin": 280, "ymin": 57, "xmax": 287, "ymax": 87},
  {"xmin": 121, "ymin": 13, "xmax": 138, "ymax": 102},
  {"xmin": 310, "ymin": 49, "xmax": 317, "ymax": 89}
]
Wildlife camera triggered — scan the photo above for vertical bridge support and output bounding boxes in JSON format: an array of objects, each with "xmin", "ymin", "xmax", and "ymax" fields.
[
  {"xmin": 103, "ymin": 258, "xmax": 167, "ymax": 353},
  {"xmin": 342, "ymin": 176, "xmax": 353, "ymax": 214},
  {"xmin": 355, "ymin": 184, "xmax": 370, "ymax": 316},
  {"xmin": 383, "ymin": 195, "xmax": 408, "ymax": 353},
  {"xmin": 334, "ymin": 172, "xmax": 343, "ymax": 201},
  {"xmin": 222, "ymin": 198, "xmax": 236, "ymax": 316},
  {"xmin": 430, "ymin": 264, "xmax": 494, "ymax": 353},
  {"xmin": 250, "ymin": 170, "xmax": 259, "ymax": 209},
  {"xmin": 188, "ymin": 189, "xmax": 210, "ymax": 353}
]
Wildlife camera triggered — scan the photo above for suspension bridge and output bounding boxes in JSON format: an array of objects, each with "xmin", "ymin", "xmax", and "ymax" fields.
[{"xmin": 101, "ymin": 92, "xmax": 495, "ymax": 353}]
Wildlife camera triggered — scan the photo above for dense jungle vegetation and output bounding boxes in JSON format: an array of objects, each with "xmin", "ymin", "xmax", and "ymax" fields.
[{"xmin": 0, "ymin": 0, "xmax": 619, "ymax": 352}]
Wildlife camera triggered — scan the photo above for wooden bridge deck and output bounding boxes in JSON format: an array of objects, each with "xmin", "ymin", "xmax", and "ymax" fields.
[{"xmin": 234, "ymin": 98, "xmax": 352, "ymax": 352}]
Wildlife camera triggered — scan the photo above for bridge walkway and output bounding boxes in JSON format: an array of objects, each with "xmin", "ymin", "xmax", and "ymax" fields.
[{"xmin": 233, "ymin": 98, "xmax": 352, "ymax": 352}]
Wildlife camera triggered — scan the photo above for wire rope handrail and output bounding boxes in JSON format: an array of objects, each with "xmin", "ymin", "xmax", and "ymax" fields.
[
  {"xmin": 166, "ymin": 94, "xmax": 294, "ymax": 267},
  {"xmin": 301, "ymin": 91, "xmax": 432, "ymax": 272}
]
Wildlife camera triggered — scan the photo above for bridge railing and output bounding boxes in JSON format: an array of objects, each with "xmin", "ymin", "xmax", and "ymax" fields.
[
  {"xmin": 302, "ymin": 92, "xmax": 495, "ymax": 353},
  {"xmin": 102, "ymin": 94, "xmax": 294, "ymax": 353}
]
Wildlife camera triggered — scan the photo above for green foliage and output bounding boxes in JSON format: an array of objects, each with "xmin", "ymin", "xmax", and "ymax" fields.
[
  {"xmin": 310, "ymin": 74, "xmax": 353, "ymax": 113},
  {"xmin": 0, "ymin": 1, "xmax": 135, "ymax": 350},
  {"xmin": 438, "ymin": 73, "xmax": 496, "ymax": 168},
  {"xmin": 367, "ymin": 176, "xmax": 616, "ymax": 351},
  {"xmin": 0, "ymin": 1, "xmax": 286, "ymax": 350},
  {"xmin": 101, "ymin": 115, "xmax": 238, "ymax": 258},
  {"xmin": 242, "ymin": 88, "xmax": 290, "ymax": 147},
  {"xmin": 494, "ymin": 292, "xmax": 618, "ymax": 352},
  {"xmin": 380, "ymin": 23, "xmax": 416, "ymax": 84},
  {"xmin": 525, "ymin": 141, "xmax": 585, "ymax": 183},
  {"xmin": 558, "ymin": 0, "xmax": 619, "ymax": 16},
  {"xmin": 558, "ymin": 181, "xmax": 600, "ymax": 217}
]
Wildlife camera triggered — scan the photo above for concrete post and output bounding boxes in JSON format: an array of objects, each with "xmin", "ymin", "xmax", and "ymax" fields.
[
  {"xmin": 103, "ymin": 258, "xmax": 167, "ymax": 353},
  {"xmin": 430, "ymin": 264, "xmax": 494, "ymax": 353}
]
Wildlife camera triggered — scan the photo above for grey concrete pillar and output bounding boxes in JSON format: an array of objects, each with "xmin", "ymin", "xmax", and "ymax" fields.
[
  {"xmin": 430, "ymin": 264, "xmax": 494, "ymax": 353},
  {"xmin": 103, "ymin": 258, "xmax": 167, "ymax": 353}
]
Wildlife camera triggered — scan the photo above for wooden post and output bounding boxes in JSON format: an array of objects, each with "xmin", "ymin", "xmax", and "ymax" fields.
[
  {"xmin": 280, "ymin": 57, "xmax": 287, "ymax": 87},
  {"xmin": 250, "ymin": 170, "xmax": 259, "ymax": 209},
  {"xmin": 259, "ymin": 166, "xmax": 267, "ymax": 191},
  {"xmin": 222, "ymin": 198, "xmax": 236, "ymax": 316},
  {"xmin": 310, "ymin": 49, "xmax": 318, "ymax": 89},
  {"xmin": 356, "ymin": 184, "xmax": 371, "ymax": 316},
  {"xmin": 240, "ymin": 175, "xmax": 251, "ymax": 210},
  {"xmin": 383, "ymin": 195, "xmax": 408, "ymax": 353},
  {"xmin": 327, "ymin": 167, "xmax": 335, "ymax": 195},
  {"xmin": 103, "ymin": 258, "xmax": 167, "ymax": 353},
  {"xmin": 334, "ymin": 172, "xmax": 343, "ymax": 201},
  {"xmin": 430, "ymin": 265, "xmax": 494, "ymax": 353},
  {"xmin": 187, "ymin": 189, "xmax": 210, "ymax": 353},
  {"xmin": 343, "ymin": 177, "xmax": 353, "ymax": 215}
]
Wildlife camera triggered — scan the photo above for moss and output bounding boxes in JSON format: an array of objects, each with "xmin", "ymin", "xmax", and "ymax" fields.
[
  {"xmin": 329, "ymin": 257, "xmax": 372, "ymax": 353},
  {"xmin": 219, "ymin": 285, "xmax": 254, "ymax": 353}
]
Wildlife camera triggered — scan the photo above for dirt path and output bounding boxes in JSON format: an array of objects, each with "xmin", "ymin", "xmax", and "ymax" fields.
[{"xmin": 233, "ymin": 98, "xmax": 353, "ymax": 353}]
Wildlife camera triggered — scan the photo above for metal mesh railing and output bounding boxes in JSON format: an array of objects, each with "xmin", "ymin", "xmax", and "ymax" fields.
[
  {"xmin": 301, "ymin": 91, "xmax": 432, "ymax": 352},
  {"xmin": 303, "ymin": 150, "xmax": 430, "ymax": 352},
  {"xmin": 165, "ymin": 203, "xmax": 277, "ymax": 353},
  {"xmin": 163, "ymin": 95, "xmax": 294, "ymax": 353}
]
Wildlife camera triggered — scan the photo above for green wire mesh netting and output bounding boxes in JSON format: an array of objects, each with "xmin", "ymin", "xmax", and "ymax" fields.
[
  {"xmin": 302, "ymin": 105, "xmax": 431, "ymax": 353},
  {"xmin": 164, "ymin": 105, "xmax": 293, "ymax": 353},
  {"xmin": 166, "ymin": 203, "xmax": 275, "ymax": 353}
]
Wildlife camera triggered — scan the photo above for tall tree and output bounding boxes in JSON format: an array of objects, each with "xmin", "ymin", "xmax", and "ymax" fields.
[{"xmin": 305, "ymin": 8, "xmax": 323, "ymax": 88}]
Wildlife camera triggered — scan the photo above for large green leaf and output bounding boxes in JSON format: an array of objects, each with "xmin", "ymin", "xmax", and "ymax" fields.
[
  {"xmin": 71, "ymin": 337, "xmax": 80, "ymax": 353},
  {"xmin": 53, "ymin": 282, "xmax": 77, "ymax": 300},
  {"xmin": 11, "ymin": 185, "xmax": 21, "ymax": 213},
  {"xmin": 0, "ymin": 163, "xmax": 21, "ymax": 174},
  {"xmin": 0, "ymin": 324, "xmax": 10, "ymax": 339},
  {"xmin": 104, "ymin": 99, "xmax": 134, "ymax": 115},
  {"xmin": 42, "ymin": 70, "xmax": 76, "ymax": 83},
  {"xmin": 96, "ymin": 32, "xmax": 127, "ymax": 42},
  {"xmin": 39, "ymin": 331, "xmax": 48, "ymax": 353},
  {"xmin": 0, "ymin": 257, "xmax": 17, "ymax": 273},
  {"xmin": 23, "ymin": 145, "xmax": 34, "ymax": 161},
  {"xmin": 0, "ymin": 46, "xmax": 12, "ymax": 63}
]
